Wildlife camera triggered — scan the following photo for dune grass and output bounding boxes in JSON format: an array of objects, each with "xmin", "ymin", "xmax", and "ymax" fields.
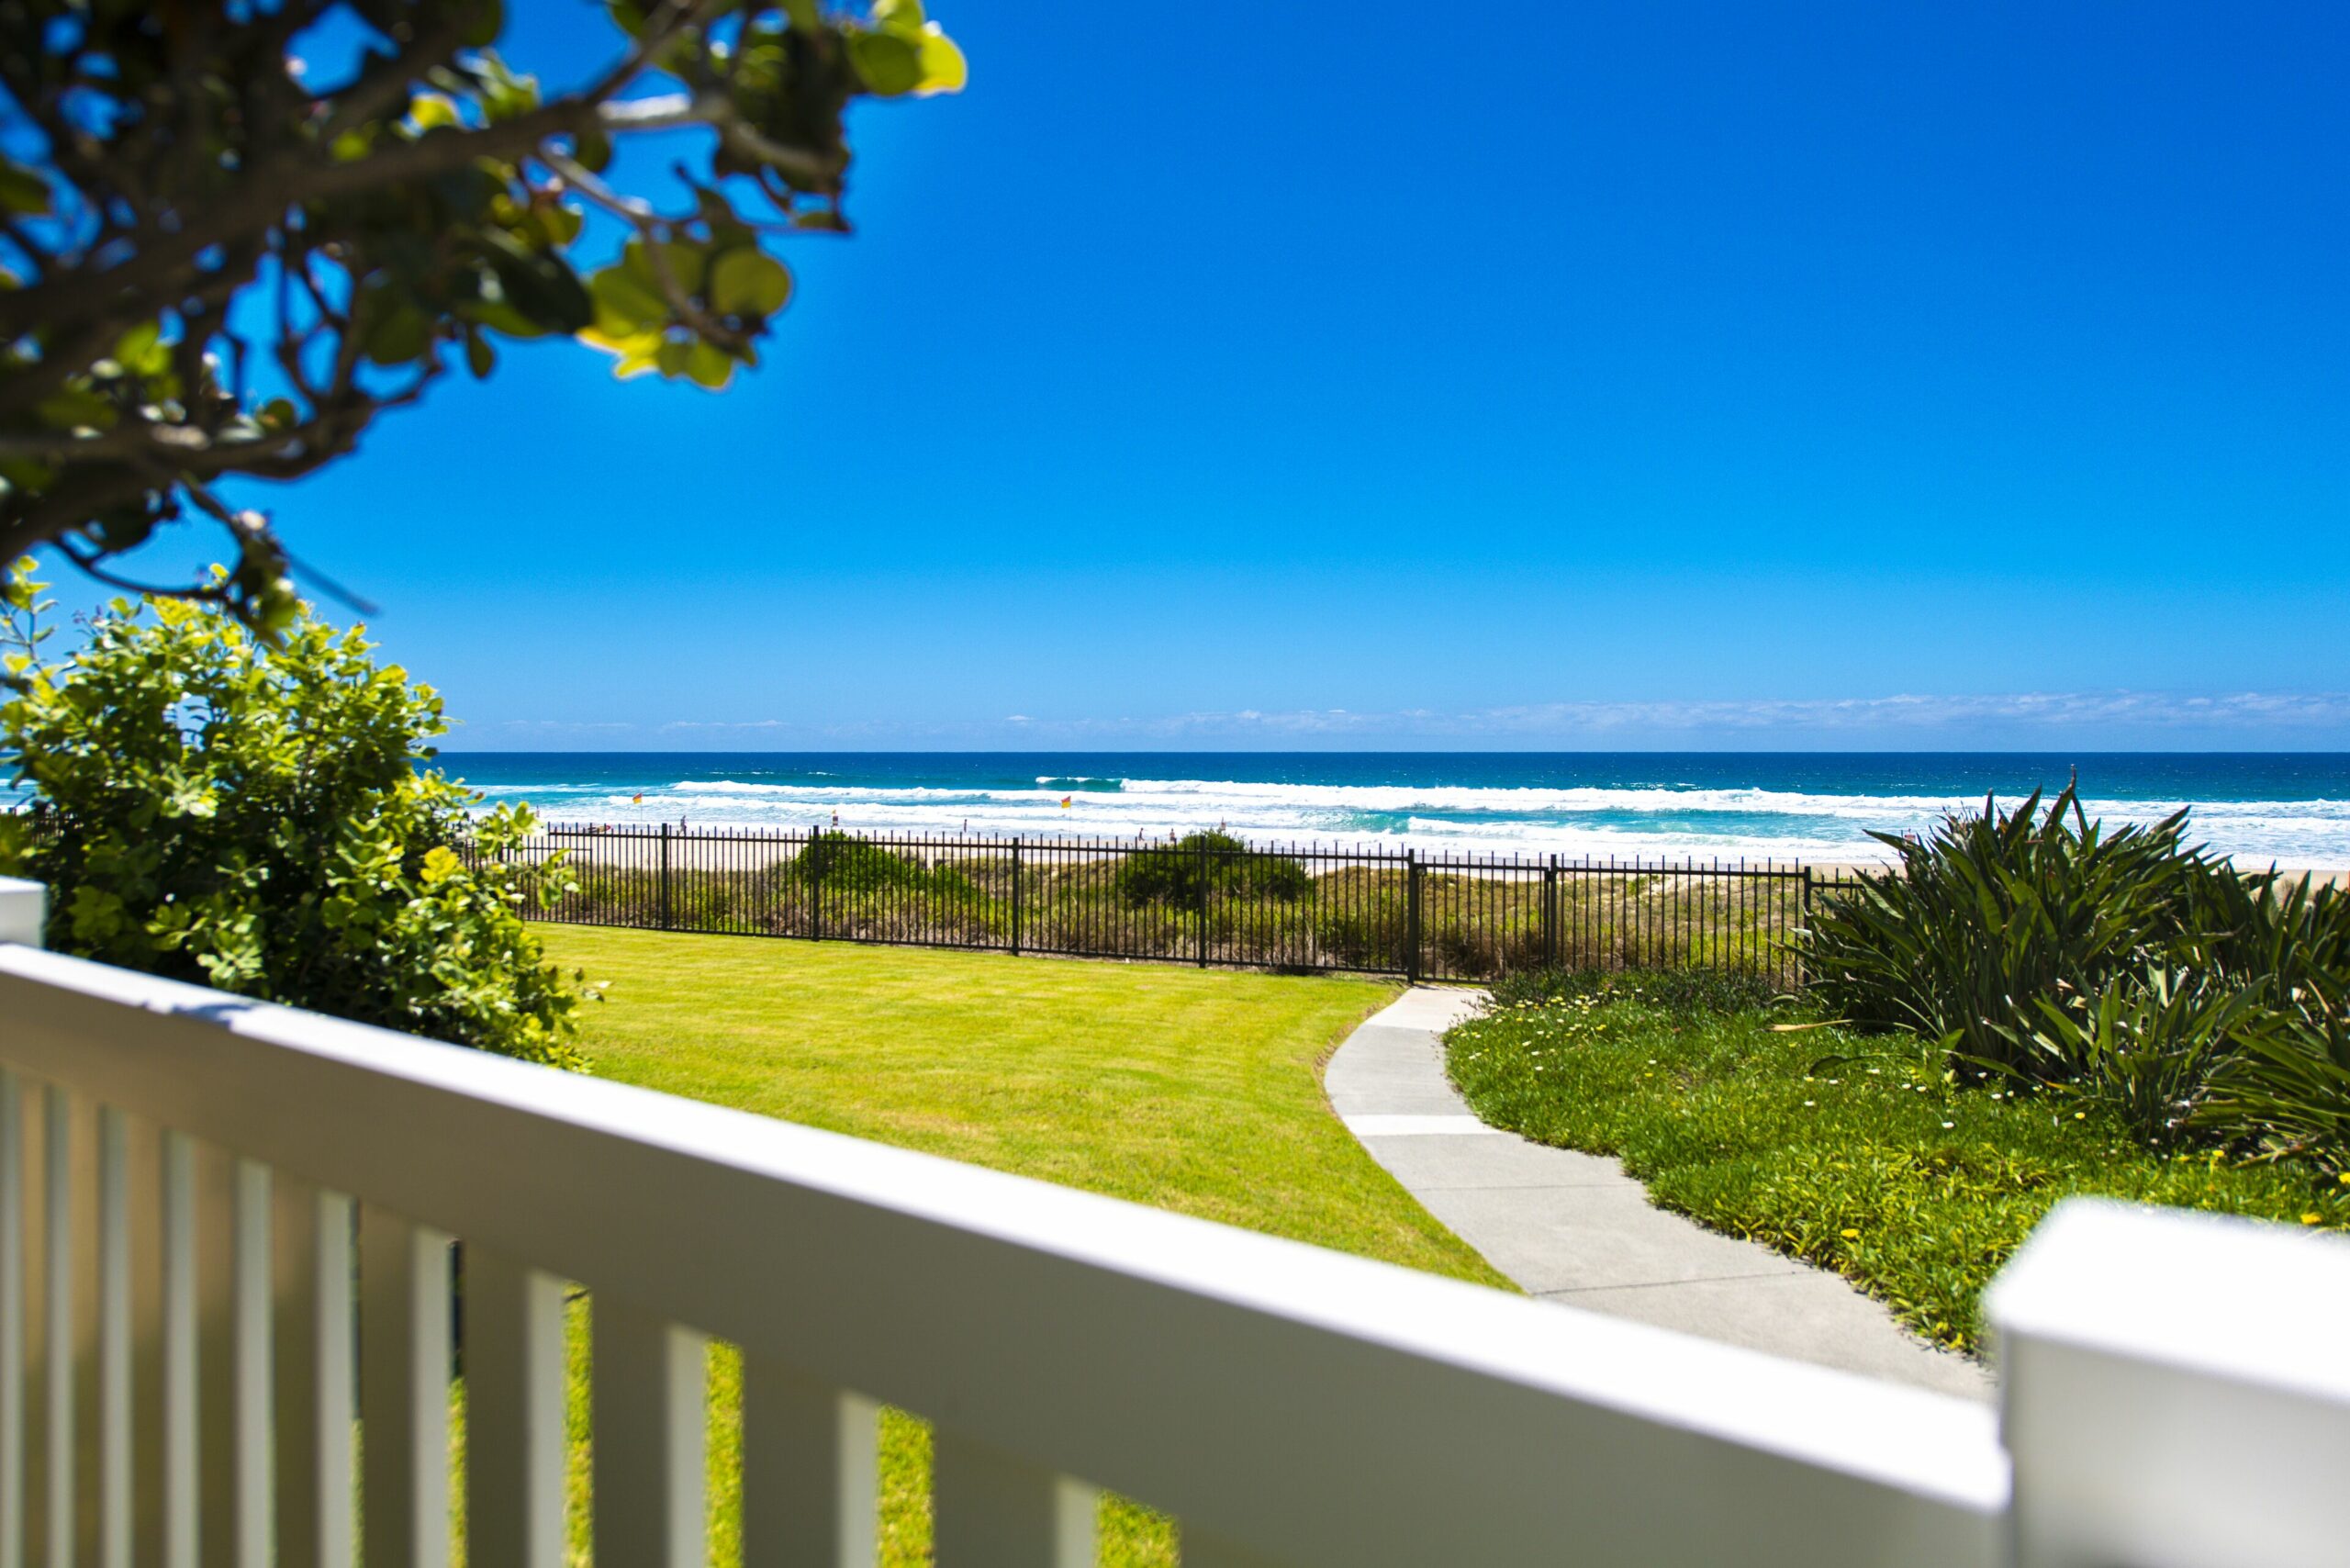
[{"xmin": 493, "ymin": 927, "xmax": 1506, "ymax": 1565}]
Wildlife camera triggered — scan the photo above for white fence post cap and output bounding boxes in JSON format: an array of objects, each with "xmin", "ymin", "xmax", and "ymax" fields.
[
  {"xmin": 0, "ymin": 876, "xmax": 43, "ymax": 948},
  {"xmin": 1987, "ymin": 1197, "xmax": 2350, "ymax": 1568}
]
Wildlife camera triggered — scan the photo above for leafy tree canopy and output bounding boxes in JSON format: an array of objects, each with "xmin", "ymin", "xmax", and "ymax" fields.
[
  {"xmin": 1, "ymin": 555, "xmax": 593, "ymax": 1065},
  {"xmin": 0, "ymin": 0, "xmax": 963, "ymax": 627}
]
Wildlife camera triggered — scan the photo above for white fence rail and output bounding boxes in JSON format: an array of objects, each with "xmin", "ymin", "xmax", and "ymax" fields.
[{"xmin": 0, "ymin": 879, "xmax": 2343, "ymax": 1566}]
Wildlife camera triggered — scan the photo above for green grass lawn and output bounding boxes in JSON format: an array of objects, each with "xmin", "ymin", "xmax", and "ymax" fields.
[
  {"xmin": 1446, "ymin": 972, "xmax": 2350, "ymax": 1355},
  {"xmin": 511, "ymin": 927, "xmax": 1507, "ymax": 1566}
]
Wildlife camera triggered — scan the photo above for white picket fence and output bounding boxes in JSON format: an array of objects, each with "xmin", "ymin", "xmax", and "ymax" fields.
[{"xmin": 0, "ymin": 874, "xmax": 2345, "ymax": 1567}]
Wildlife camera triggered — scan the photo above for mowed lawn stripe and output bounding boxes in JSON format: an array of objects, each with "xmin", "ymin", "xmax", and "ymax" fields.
[
  {"xmin": 520, "ymin": 929, "xmax": 1510, "ymax": 1568},
  {"xmin": 540, "ymin": 925, "xmax": 1507, "ymax": 1285}
]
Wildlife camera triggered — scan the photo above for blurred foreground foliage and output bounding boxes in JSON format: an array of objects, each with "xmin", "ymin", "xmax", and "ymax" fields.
[
  {"xmin": 0, "ymin": 0, "xmax": 962, "ymax": 620},
  {"xmin": 1, "ymin": 557, "xmax": 589, "ymax": 1064}
]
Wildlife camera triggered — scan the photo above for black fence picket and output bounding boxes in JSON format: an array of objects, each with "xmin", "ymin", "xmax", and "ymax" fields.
[{"xmin": 474, "ymin": 823, "xmax": 1867, "ymax": 987}]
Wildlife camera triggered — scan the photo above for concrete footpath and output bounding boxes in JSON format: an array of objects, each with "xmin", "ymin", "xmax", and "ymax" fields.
[{"xmin": 1327, "ymin": 987, "xmax": 1991, "ymax": 1400}]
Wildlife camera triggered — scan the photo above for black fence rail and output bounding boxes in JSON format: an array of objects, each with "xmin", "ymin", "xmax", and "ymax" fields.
[{"xmin": 471, "ymin": 823, "xmax": 1871, "ymax": 986}]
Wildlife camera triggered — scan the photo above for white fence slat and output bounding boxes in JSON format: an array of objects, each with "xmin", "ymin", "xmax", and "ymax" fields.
[
  {"xmin": 229, "ymin": 1160, "xmax": 271, "ymax": 1561},
  {"xmin": 933, "ymin": 1428, "xmax": 1095, "ymax": 1568},
  {"xmin": 17, "ymin": 1084, "xmax": 44, "ymax": 1568},
  {"xmin": 360, "ymin": 1205, "xmax": 452, "ymax": 1568},
  {"xmin": 0, "ymin": 1070, "xmax": 23, "ymax": 1568},
  {"xmin": 122, "ymin": 1115, "xmax": 162, "ymax": 1568},
  {"xmin": 39, "ymin": 1087, "xmax": 71, "ymax": 1568},
  {"xmin": 464, "ymin": 1248, "xmax": 565, "ymax": 1568},
  {"xmin": 94, "ymin": 1108, "xmax": 129, "ymax": 1568},
  {"xmin": 0, "ymin": 879, "xmax": 42, "ymax": 949},
  {"xmin": 739, "ymin": 1357, "xmax": 878, "ymax": 1568},
  {"xmin": 63, "ymin": 1092, "xmax": 99, "ymax": 1568},
  {"xmin": 592, "ymin": 1298, "xmax": 708, "ymax": 1568},
  {"xmin": 272, "ymin": 1181, "xmax": 353, "ymax": 1568},
  {"xmin": 196, "ymin": 1141, "xmax": 238, "ymax": 1567},
  {"xmin": 3, "ymin": 946, "xmax": 2013, "ymax": 1568},
  {"xmin": 160, "ymin": 1131, "xmax": 196, "ymax": 1568},
  {"xmin": 1990, "ymin": 1199, "xmax": 2350, "ymax": 1568}
]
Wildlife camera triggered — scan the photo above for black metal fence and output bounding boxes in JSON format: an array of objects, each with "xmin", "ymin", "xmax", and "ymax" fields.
[{"xmin": 474, "ymin": 824, "xmax": 1870, "ymax": 987}]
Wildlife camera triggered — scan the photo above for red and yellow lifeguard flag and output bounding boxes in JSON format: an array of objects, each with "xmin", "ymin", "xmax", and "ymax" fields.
[{"xmin": 1060, "ymin": 796, "xmax": 1072, "ymax": 808}]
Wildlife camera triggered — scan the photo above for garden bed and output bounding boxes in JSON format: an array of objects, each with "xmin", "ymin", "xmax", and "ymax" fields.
[{"xmin": 1445, "ymin": 971, "xmax": 2350, "ymax": 1353}]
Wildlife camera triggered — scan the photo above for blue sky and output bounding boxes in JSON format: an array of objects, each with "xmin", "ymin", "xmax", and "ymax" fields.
[{"xmin": 36, "ymin": 1, "xmax": 2350, "ymax": 749}]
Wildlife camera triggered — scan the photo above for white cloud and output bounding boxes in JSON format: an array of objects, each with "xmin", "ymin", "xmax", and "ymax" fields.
[
  {"xmin": 495, "ymin": 719, "xmax": 636, "ymax": 732},
  {"xmin": 971, "ymin": 690, "xmax": 2350, "ymax": 742},
  {"xmin": 658, "ymin": 719, "xmax": 789, "ymax": 732}
]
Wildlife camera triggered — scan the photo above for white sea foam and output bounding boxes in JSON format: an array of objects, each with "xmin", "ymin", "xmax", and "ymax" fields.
[{"xmin": 482, "ymin": 772, "xmax": 2350, "ymax": 867}]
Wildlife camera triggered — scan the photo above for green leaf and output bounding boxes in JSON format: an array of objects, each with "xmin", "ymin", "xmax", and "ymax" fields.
[
  {"xmin": 34, "ymin": 385, "xmax": 116, "ymax": 431},
  {"xmin": 464, "ymin": 329, "xmax": 496, "ymax": 378},
  {"xmin": 598, "ymin": 329, "xmax": 666, "ymax": 379},
  {"xmin": 707, "ymin": 250, "xmax": 791, "ymax": 317},
  {"xmin": 462, "ymin": 289, "xmax": 551, "ymax": 340},
  {"xmin": 0, "ymin": 160, "xmax": 51, "ymax": 217},
  {"xmin": 113, "ymin": 321, "xmax": 171, "ymax": 378},
  {"xmin": 470, "ymin": 50, "xmax": 542, "ymax": 123},
  {"xmin": 481, "ymin": 230, "xmax": 593, "ymax": 334},
  {"xmin": 913, "ymin": 27, "xmax": 968, "ymax": 95},
  {"xmin": 873, "ymin": 0, "xmax": 925, "ymax": 35},
  {"xmin": 0, "ymin": 458, "xmax": 55, "ymax": 492},
  {"xmin": 408, "ymin": 93, "xmax": 462, "ymax": 129},
  {"xmin": 684, "ymin": 340, "xmax": 734, "ymax": 390},
  {"xmin": 361, "ymin": 300, "xmax": 432, "ymax": 365},
  {"xmin": 621, "ymin": 238, "xmax": 707, "ymax": 300},
  {"xmin": 588, "ymin": 265, "xmax": 669, "ymax": 332},
  {"xmin": 846, "ymin": 28, "xmax": 924, "ymax": 95},
  {"xmin": 459, "ymin": 0, "xmax": 503, "ymax": 49}
]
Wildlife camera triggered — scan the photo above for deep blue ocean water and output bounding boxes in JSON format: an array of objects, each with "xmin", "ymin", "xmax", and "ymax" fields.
[{"xmin": 433, "ymin": 752, "xmax": 2350, "ymax": 866}]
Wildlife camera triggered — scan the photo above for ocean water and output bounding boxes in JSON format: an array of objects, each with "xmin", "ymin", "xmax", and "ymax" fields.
[{"xmin": 434, "ymin": 753, "xmax": 2350, "ymax": 868}]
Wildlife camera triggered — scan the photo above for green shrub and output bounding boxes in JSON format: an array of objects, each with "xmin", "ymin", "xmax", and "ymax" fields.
[
  {"xmin": 2197, "ymin": 974, "xmax": 2350, "ymax": 1161},
  {"xmin": 1802, "ymin": 785, "xmax": 2211, "ymax": 1079},
  {"xmin": 1797, "ymin": 782, "xmax": 2350, "ymax": 1164},
  {"xmin": 0, "ymin": 563, "xmax": 588, "ymax": 1067},
  {"xmin": 793, "ymin": 831, "xmax": 972, "ymax": 896},
  {"xmin": 1113, "ymin": 831, "xmax": 1311, "ymax": 906},
  {"xmin": 2004, "ymin": 965, "xmax": 2274, "ymax": 1148}
]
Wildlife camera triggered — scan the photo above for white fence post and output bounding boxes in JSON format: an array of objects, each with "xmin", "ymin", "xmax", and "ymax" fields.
[
  {"xmin": 0, "ymin": 879, "xmax": 43, "ymax": 949},
  {"xmin": 1987, "ymin": 1198, "xmax": 2350, "ymax": 1568}
]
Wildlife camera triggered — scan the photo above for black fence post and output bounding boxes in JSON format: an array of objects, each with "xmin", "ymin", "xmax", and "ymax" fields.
[
  {"xmin": 658, "ymin": 822, "xmax": 672, "ymax": 931},
  {"xmin": 1196, "ymin": 835, "xmax": 1211, "ymax": 968},
  {"xmin": 1543, "ymin": 856, "xmax": 1559, "ymax": 969},
  {"xmin": 1404, "ymin": 847, "xmax": 1422, "ymax": 985},
  {"xmin": 1796, "ymin": 865, "xmax": 1814, "ymax": 989},
  {"xmin": 809, "ymin": 826, "xmax": 823, "ymax": 941},
  {"xmin": 1011, "ymin": 837, "xmax": 1024, "ymax": 956}
]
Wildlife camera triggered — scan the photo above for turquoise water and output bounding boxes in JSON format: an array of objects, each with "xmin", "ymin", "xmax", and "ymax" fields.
[{"xmin": 432, "ymin": 752, "xmax": 2350, "ymax": 866}]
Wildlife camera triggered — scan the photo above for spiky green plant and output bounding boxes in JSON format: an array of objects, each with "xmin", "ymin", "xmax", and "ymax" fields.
[
  {"xmin": 1798, "ymin": 784, "xmax": 2350, "ymax": 1167},
  {"xmin": 1802, "ymin": 784, "xmax": 2210, "ymax": 1079}
]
